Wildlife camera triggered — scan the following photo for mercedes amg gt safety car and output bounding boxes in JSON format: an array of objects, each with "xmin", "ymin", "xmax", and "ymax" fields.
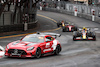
[
  {"xmin": 0, "ymin": 46, "xmax": 5, "ymax": 58},
  {"xmin": 73, "ymin": 27, "xmax": 97, "ymax": 41},
  {"xmin": 5, "ymin": 33, "xmax": 62, "ymax": 58}
]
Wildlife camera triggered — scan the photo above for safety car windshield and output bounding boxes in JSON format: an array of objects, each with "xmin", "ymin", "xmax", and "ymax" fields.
[{"xmin": 21, "ymin": 36, "xmax": 44, "ymax": 43}]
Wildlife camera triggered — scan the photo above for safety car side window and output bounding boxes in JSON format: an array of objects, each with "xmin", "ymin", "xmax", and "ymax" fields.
[{"xmin": 46, "ymin": 37, "xmax": 54, "ymax": 42}]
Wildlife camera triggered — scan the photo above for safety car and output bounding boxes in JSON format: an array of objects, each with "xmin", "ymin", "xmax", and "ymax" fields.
[{"xmin": 5, "ymin": 33, "xmax": 62, "ymax": 58}]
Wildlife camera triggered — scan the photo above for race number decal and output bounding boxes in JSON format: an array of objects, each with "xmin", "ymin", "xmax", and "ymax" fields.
[
  {"xmin": 52, "ymin": 40, "xmax": 57, "ymax": 50},
  {"xmin": 46, "ymin": 43, "xmax": 50, "ymax": 48}
]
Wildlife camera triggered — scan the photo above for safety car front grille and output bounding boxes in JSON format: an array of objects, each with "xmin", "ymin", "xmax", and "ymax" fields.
[{"xmin": 8, "ymin": 49, "xmax": 27, "ymax": 55}]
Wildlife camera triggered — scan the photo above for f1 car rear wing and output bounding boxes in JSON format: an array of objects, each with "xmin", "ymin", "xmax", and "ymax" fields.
[
  {"xmin": 78, "ymin": 27, "xmax": 99, "ymax": 31},
  {"xmin": 37, "ymin": 32, "xmax": 61, "ymax": 39}
]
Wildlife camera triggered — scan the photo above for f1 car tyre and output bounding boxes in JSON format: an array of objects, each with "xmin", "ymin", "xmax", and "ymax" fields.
[
  {"xmin": 62, "ymin": 27, "xmax": 66, "ymax": 32},
  {"xmin": 57, "ymin": 24, "xmax": 60, "ymax": 27},
  {"xmin": 54, "ymin": 45, "xmax": 61, "ymax": 55},
  {"xmin": 73, "ymin": 36, "xmax": 76, "ymax": 41},
  {"xmin": 57, "ymin": 23, "xmax": 61, "ymax": 27},
  {"xmin": 62, "ymin": 29, "xmax": 66, "ymax": 32},
  {"xmin": 35, "ymin": 47, "xmax": 41, "ymax": 58},
  {"xmin": 93, "ymin": 36, "xmax": 96, "ymax": 41}
]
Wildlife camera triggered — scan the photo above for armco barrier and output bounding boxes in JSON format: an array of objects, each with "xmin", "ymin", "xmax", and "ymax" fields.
[
  {"xmin": 0, "ymin": 22, "xmax": 38, "ymax": 33},
  {"xmin": 44, "ymin": 8, "xmax": 100, "ymax": 24},
  {"xmin": 95, "ymin": 17, "xmax": 100, "ymax": 24},
  {"xmin": 0, "ymin": 24, "xmax": 24, "ymax": 33},
  {"xmin": 28, "ymin": 22, "xmax": 38, "ymax": 29}
]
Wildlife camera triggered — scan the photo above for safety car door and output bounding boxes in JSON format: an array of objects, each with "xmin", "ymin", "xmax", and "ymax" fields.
[{"xmin": 43, "ymin": 36, "xmax": 53, "ymax": 53}]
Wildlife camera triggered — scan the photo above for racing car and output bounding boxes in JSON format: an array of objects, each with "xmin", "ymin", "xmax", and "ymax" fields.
[
  {"xmin": 0, "ymin": 46, "xmax": 5, "ymax": 58},
  {"xmin": 5, "ymin": 32, "xmax": 62, "ymax": 58},
  {"xmin": 57, "ymin": 20, "xmax": 65, "ymax": 27},
  {"xmin": 73, "ymin": 27, "xmax": 97, "ymax": 41},
  {"xmin": 57, "ymin": 21, "xmax": 78, "ymax": 32},
  {"xmin": 62, "ymin": 22, "xmax": 77, "ymax": 32}
]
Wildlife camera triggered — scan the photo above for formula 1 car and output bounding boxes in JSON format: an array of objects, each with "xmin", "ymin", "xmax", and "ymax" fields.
[
  {"xmin": 5, "ymin": 32, "xmax": 62, "ymax": 58},
  {"xmin": 57, "ymin": 21, "xmax": 64, "ymax": 27},
  {"xmin": 0, "ymin": 46, "xmax": 5, "ymax": 58},
  {"xmin": 57, "ymin": 21, "xmax": 77, "ymax": 32},
  {"xmin": 73, "ymin": 27, "xmax": 97, "ymax": 41},
  {"xmin": 62, "ymin": 22, "xmax": 78, "ymax": 32}
]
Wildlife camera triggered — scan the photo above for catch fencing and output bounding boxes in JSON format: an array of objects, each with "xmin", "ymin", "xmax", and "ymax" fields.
[
  {"xmin": 40, "ymin": 1, "xmax": 100, "ymax": 23},
  {"xmin": 41, "ymin": 1, "xmax": 100, "ymax": 17}
]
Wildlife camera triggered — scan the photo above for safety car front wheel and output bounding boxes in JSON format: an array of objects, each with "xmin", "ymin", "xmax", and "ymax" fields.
[{"xmin": 35, "ymin": 47, "xmax": 41, "ymax": 58}]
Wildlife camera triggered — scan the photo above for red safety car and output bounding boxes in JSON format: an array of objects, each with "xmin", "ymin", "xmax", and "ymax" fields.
[{"xmin": 5, "ymin": 33, "xmax": 62, "ymax": 58}]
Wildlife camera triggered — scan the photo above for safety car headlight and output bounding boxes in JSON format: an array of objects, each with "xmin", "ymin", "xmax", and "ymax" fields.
[
  {"xmin": 27, "ymin": 47, "xmax": 34, "ymax": 51},
  {"xmin": 7, "ymin": 45, "xmax": 9, "ymax": 49}
]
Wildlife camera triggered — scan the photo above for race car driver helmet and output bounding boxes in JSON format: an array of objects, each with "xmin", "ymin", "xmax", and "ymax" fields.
[
  {"xmin": 61, "ymin": 20, "xmax": 64, "ymax": 23},
  {"xmin": 83, "ymin": 27, "xmax": 87, "ymax": 30},
  {"xmin": 61, "ymin": 20, "xmax": 65, "ymax": 26}
]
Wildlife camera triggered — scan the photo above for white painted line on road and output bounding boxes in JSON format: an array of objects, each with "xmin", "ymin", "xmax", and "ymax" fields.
[
  {"xmin": 53, "ymin": 60, "xmax": 78, "ymax": 67},
  {"xmin": 61, "ymin": 48, "xmax": 90, "ymax": 55}
]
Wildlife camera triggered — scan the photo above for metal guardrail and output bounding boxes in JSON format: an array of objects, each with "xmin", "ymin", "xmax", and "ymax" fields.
[
  {"xmin": 42, "ymin": 7, "xmax": 100, "ymax": 24},
  {"xmin": 41, "ymin": 1, "xmax": 100, "ymax": 17},
  {"xmin": 39, "ymin": 1, "xmax": 100, "ymax": 24},
  {"xmin": 65, "ymin": 3, "xmax": 100, "ymax": 17},
  {"xmin": 0, "ymin": 21, "xmax": 38, "ymax": 33}
]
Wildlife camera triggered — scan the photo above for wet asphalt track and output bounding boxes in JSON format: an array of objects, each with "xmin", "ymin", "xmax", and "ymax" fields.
[{"xmin": 0, "ymin": 10, "xmax": 100, "ymax": 67}]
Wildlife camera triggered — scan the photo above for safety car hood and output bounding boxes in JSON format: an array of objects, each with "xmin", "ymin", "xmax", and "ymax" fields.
[{"xmin": 9, "ymin": 41, "xmax": 39, "ymax": 49}]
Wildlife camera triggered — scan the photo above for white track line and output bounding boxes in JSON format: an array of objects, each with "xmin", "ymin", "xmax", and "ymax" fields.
[{"xmin": 61, "ymin": 48, "xmax": 90, "ymax": 55}]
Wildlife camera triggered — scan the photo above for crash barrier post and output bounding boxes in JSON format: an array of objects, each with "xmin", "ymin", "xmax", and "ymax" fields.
[
  {"xmin": 42, "ymin": 1, "xmax": 100, "ymax": 24},
  {"xmin": 24, "ymin": 22, "xmax": 28, "ymax": 31},
  {"xmin": 92, "ymin": 9, "xmax": 95, "ymax": 21},
  {"xmin": 40, "ymin": 4, "xmax": 42, "ymax": 10},
  {"xmin": 23, "ymin": 14, "xmax": 29, "ymax": 31},
  {"xmin": 74, "ymin": 6, "xmax": 77, "ymax": 16}
]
